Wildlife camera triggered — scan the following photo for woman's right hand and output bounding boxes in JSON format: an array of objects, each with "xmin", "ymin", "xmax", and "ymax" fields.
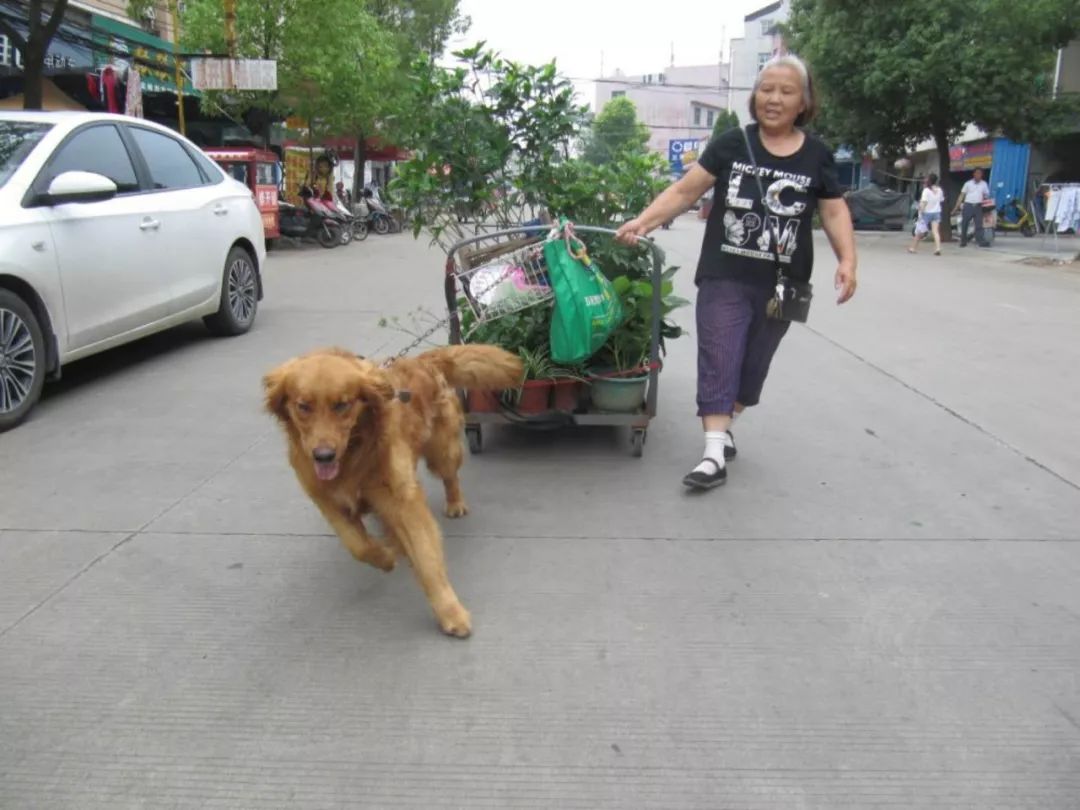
[{"xmin": 615, "ymin": 217, "xmax": 648, "ymax": 246}]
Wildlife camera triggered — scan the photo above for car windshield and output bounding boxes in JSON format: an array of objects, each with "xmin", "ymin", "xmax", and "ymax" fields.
[{"xmin": 0, "ymin": 121, "xmax": 53, "ymax": 189}]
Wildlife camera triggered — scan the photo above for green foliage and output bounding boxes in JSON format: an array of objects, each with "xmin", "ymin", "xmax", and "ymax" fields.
[
  {"xmin": 592, "ymin": 268, "xmax": 689, "ymax": 371},
  {"xmin": 366, "ymin": 0, "xmax": 470, "ymax": 58},
  {"xmin": 390, "ymin": 43, "xmax": 588, "ymax": 250},
  {"xmin": 581, "ymin": 97, "xmax": 651, "ymax": 165},
  {"xmin": 786, "ymin": 0, "xmax": 1080, "ymax": 152},
  {"xmin": 166, "ymin": 0, "xmax": 398, "ymax": 143},
  {"xmin": 711, "ymin": 109, "xmax": 741, "ymax": 140},
  {"xmin": 388, "ymin": 43, "xmax": 689, "ymax": 385}
]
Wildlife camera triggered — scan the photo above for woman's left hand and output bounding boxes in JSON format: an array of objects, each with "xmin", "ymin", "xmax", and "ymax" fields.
[{"xmin": 835, "ymin": 261, "xmax": 857, "ymax": 304}]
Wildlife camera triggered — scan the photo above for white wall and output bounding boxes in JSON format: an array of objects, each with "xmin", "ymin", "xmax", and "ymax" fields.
[
  {"xmin": 594, "ymin": 64, "xmax": 728, "ymax": 155},
  {"xmin": 727, "ymin": 0, "xmax": 790, "ymax": 123}
]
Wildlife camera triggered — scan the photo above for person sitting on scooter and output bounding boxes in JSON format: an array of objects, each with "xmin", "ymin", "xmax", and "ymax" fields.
[{"xmin": 312, "ymin": 154, "xmax": 335, "ymax": 202}]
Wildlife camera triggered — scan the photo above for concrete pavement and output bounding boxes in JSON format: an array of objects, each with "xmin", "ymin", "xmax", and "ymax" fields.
[{"xmin": 1, "ymin": 220, "xmax": 1079, "ymax": 808}]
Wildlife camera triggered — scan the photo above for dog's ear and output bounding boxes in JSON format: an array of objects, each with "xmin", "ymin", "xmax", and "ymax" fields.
[
  {"xmin": 262, "ymin": 360, "xmax": 296, "ymax": 420},
  {"xmin": 351, "ymin": 368, "xmax": 395, "ymax": 407}
]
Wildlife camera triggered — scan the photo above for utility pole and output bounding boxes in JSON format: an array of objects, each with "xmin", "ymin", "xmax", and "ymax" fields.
[
  {"xmin": 170, "ymin": 1, "xmax": 185, "ymax": 134},
  {"xmin": 223, "ymin": 0, "xmax": 237, "ymax": 89}
]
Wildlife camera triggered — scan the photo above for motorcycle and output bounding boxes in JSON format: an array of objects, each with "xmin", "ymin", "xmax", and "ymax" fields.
[
  {"xmin": 357, "ymin": 187, "xmax": 400, "ymax": 235},
  {"xmin": 995, "ymin": 195, "xmax": 1037, "ymax": 237},
  {"xmin": 331, "ymin": 190, "xmax": 367, "ymax": 242},
  {"xmin": 278, "ymin": 187, "xmax": 342, "ymax": 249}
]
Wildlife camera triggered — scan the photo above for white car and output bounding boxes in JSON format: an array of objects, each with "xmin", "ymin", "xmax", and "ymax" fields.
[{"xmin": 0, "ymin": 111, "xmax": 266, "ymax": 431}]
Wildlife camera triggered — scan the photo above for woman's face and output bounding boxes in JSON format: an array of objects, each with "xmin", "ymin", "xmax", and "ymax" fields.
[{"xmin": 754, "ymin": 65, "xmax": 806, "ymax": 130}]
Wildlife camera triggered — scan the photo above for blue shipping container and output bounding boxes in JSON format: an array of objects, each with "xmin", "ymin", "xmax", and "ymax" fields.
[{"xmin": 990, "ymin": 139, "xmax": 1031, "ymax": 207}]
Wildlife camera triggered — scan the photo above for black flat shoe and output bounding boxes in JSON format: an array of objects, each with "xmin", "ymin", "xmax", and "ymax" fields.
[
  {"xmin": 725, "ymin": 430, "xmax": 737, "ymax": 461},
  {"xmin": 683, "ymin": 458, "xmax": 727, "ymax": 490}
]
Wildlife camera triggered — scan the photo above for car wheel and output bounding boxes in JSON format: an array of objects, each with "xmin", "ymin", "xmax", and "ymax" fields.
[
  {"xmin": 204, "ymin": 246, "xmax": 258, "ymax": 336},
  {"xmin": 0, "ymin": 289, "xmax": 46, "ymax": 432}
]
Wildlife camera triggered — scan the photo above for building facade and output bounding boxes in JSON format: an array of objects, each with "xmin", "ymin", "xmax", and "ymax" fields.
[
  {"xmin": 727, "ymin": 0, "xmax": 790, "ymax": 122},
  {"xmin": 594, "ymin": 63, "xmax": 728, "ymax": 174}
]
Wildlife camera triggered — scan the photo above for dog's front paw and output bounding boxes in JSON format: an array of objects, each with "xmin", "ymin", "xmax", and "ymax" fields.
[
  {"xmin": 445, "ymin": 499, "xmax": 469, "ymax": 518},
  {"xmin": 436, "ymin": 602, "xmax": 472, "ymax": 639},
  {"xmin": 369, "ymin": 545, "xmax": 397, "ymax": 572}
]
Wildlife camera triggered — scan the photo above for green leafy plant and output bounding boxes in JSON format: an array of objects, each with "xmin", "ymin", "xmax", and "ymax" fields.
[
  {"xmin": 390, "ymin": 43, "xmax": 587, "ymax": 251},
  {"xmin": 592, "ymin": 269, "xmax": 690, "ymax": 373}
]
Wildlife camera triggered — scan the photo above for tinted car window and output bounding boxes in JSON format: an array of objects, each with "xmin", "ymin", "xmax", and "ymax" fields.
[
  {"xmin": 47, "ymin": 125, "xmax": 139, "ymax": 192},
  {"xmin": 0, "ymin": 121, "xmax": 52, "ymax": 189},
  {"xmin": 186, "ymin": 146, "xmax": 224, "ymax": 185},
  {"xmin": 129, "ymin": 127, "xmax": 204, "ymax": 190}
]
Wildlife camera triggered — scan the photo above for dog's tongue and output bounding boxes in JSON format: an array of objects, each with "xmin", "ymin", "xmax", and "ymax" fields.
[{"xmin": 314, "ymin": 460, "xmax": 340, "ymax": 481}]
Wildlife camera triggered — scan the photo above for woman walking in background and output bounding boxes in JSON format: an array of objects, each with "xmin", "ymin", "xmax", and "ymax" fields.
[
  {"xmin": 616, "ymin": 54, "xmax": 857, "ymax": 491},
  {"xmin": 909, "ymin": 173, "xmax": 944, "ymax": 255}
]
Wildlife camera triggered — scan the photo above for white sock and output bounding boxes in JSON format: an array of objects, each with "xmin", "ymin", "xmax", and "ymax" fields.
[{"xmin": 693, "ymin": 431, "xmax": 729, "ymax": 475}]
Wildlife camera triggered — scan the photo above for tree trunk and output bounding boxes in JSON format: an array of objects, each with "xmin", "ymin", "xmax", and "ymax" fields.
[
  {"xmin": 352, "ymin": 133, "xmax": 368, "ymax": 204},
  {"xmin": 21, "ymin": 40, "xmax": 45, "ymax": 110},
  {"xmin": 9, "ymin": 0, "xmax": 69, "ymax": 111},
  {"xmin": 932, "ymin": 123, "xmax": 953, "ymax": 241}
]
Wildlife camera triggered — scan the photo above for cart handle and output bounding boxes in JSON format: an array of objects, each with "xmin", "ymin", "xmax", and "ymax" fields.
[{"xmin": 446, "ymin": 224, "xmax": 666, "ymax": 268}]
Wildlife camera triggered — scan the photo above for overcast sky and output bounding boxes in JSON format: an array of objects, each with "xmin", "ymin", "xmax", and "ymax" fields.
[{"xmin": 449, "ymin": 0, "xmax": 767, "ymax": 107}]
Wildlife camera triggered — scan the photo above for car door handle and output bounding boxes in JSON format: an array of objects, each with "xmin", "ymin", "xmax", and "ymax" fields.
[
  {"xmin": 213, "ymin": 204, "xmax": 229, "ymax": 217},
  {"xmin": 139, "ymin": 218, "xmax": 161, "ymax": 231}
]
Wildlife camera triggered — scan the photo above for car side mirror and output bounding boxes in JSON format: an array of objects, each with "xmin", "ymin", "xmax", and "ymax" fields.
[{"xmin": 41, "ymin": 171, "xmax": 118, "ymax": 205}]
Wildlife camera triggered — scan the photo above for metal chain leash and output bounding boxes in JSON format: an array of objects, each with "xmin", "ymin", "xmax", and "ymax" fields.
[{"xmin": 382, "ymin": 314, "xmax": 455, "ymax": 365}]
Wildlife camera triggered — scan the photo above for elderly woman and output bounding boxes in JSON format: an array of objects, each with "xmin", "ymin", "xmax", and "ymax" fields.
[{"xmin": 616, "ymin": 54, "xmax": 857, "ymax": 491}]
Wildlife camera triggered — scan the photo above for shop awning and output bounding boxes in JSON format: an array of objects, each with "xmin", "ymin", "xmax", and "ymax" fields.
[
  {"xmin": 90, "ymin": 14, "xmax": 197, "ymax": 96},
  {"xmin": 0, "ymin": 78, "xmax": 86, "ymax": 110},
  {"xmin": 0, "ymin": 8, "xmax": 95, "ymax": 76}
]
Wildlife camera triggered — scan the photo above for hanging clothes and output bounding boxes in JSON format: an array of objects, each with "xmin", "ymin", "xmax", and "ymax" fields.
[
  {"xmin": 1045, "ymin": 185, "xmax": 1080, "ymax": 233},
  {"xmin": 125, "ymin": 69, "xmax": 143, "ymax": 118},
  {"xmin": 100, "ymin": 66, "xmax": 120, "ymax": 114}
]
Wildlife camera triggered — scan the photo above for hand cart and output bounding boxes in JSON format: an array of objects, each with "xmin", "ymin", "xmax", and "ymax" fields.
[{"xmin": 443, "ymin": 224, "xmax": 667, "ymax": 457}]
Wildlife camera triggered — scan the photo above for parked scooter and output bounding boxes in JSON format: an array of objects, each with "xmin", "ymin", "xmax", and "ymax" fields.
[
  {"xmin": 995, "ymin": 195, "xmax": 1037, "ymax": 237},
  {"xmin": 278, "ymin": 187, "xmax": 342, "ymax": 249},
  {"xmin": 331, "ymin": 185, "xmax": 367, "ymax": 242},
  {"xmin": 357, "ymin": 187, "xmax": 400, "ymax": 235}
]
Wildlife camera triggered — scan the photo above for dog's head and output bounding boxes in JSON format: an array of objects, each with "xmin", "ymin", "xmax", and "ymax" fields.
[{"xmin": 262, "ymin": 350, "xmax": 395, "ymax": 482}]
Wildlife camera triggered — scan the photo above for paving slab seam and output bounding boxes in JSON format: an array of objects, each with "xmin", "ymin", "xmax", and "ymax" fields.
[
  {"xmin": 0, "ymin": 530, "xmax": 139, "ymax": 640},
  {"xmin": 802, "ymin": 324, "xmax": 1080, "ymax": 493},
  {"xmin": 0, "ymin": 432, "xmax": 272, "ymax": 640},
  {"xmin": 116, "ymin": 529, "xmax": 1080, "ymax": 542}
]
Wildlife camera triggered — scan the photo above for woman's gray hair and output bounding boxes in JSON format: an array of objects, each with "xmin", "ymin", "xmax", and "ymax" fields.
[{"xmin": 749, "ymin": 53, "xmax": 817, "ymax": 127}]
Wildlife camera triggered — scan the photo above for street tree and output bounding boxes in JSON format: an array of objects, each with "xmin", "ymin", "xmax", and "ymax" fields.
[
  {"xmin": 0, "ymin": 0, "xmax": 70, "ymax": 110},
  {"xmin": 711, "ymin": 109, "xmax": 739, "ymax": 140},
  {"xmin": 786, "ymin": 0, "xmax": 1080, "ymax": 235},
  {"xmin": 582, "ymin": 96, "xmax": 650, "ymax": 165},
  {"xmin": 132, "ymin": 0, "xmax": 398, "ymax": 179},
  {"xmin": 357, "ymin": 0, "xmax": 470, "ymax": 199}
]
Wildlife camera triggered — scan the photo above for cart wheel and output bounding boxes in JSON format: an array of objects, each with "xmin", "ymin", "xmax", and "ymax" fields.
[
  {"xmin": 630, "ymin": 429, "xmax": 646, "ymax": 458},
  {"xmin": 466, "ymin": 426, "xmax": 483, "ymax": 455}
]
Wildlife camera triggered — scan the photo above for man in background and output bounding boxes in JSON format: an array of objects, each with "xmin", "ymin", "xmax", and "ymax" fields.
[{"xmin": 953, "ymin": 167, "xmax": 992, "ymax": 247}]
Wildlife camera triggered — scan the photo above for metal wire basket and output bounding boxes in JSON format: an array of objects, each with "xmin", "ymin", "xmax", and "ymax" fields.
[{"xmin": 451, "ymin": 236, "xmax": 553, "ymax": 328}]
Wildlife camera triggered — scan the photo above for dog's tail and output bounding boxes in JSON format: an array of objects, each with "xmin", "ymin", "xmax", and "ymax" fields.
[{"xmin": 419, "ymin": 345, "xmax": 523, "ymax": 391}]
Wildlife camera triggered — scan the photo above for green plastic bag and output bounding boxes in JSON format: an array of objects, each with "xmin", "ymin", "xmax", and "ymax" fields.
[{"xmin": 543, "ymin": 223, "xmax": 623, "ymax": 365}]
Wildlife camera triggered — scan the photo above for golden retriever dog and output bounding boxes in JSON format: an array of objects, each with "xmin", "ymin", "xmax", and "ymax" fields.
[{"xmin": 263, "ymin": 344, "xmax": 523, "ymax": 638}]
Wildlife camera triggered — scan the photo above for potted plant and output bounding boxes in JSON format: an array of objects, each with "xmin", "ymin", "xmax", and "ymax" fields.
[
  {"xmin": 587, "ymin": 272, "xmax": 689, "ymax": 413},
  {"xmin": 512, "ymin": 346, "xmax": 584, "ymax": 414}
]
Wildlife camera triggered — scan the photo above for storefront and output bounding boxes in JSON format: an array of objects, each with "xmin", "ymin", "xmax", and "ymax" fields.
[
  {"xmin": 950, "ymin": 138, "xmax": 1031, "ymax": 207},
  {"xmin": 0, "ymin": 9, "xmax": 198, "ymax": 124}
]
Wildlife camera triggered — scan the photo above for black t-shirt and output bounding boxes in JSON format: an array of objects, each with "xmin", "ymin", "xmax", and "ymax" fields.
[{"xmin": 695, "ymin": 125, "xmax": 843, "ymax": 287}]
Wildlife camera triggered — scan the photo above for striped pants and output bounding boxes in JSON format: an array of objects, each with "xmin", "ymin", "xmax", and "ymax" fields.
[{"xmin": 696, "ymin": 278, "xmax": 790, "ymax": 417}]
